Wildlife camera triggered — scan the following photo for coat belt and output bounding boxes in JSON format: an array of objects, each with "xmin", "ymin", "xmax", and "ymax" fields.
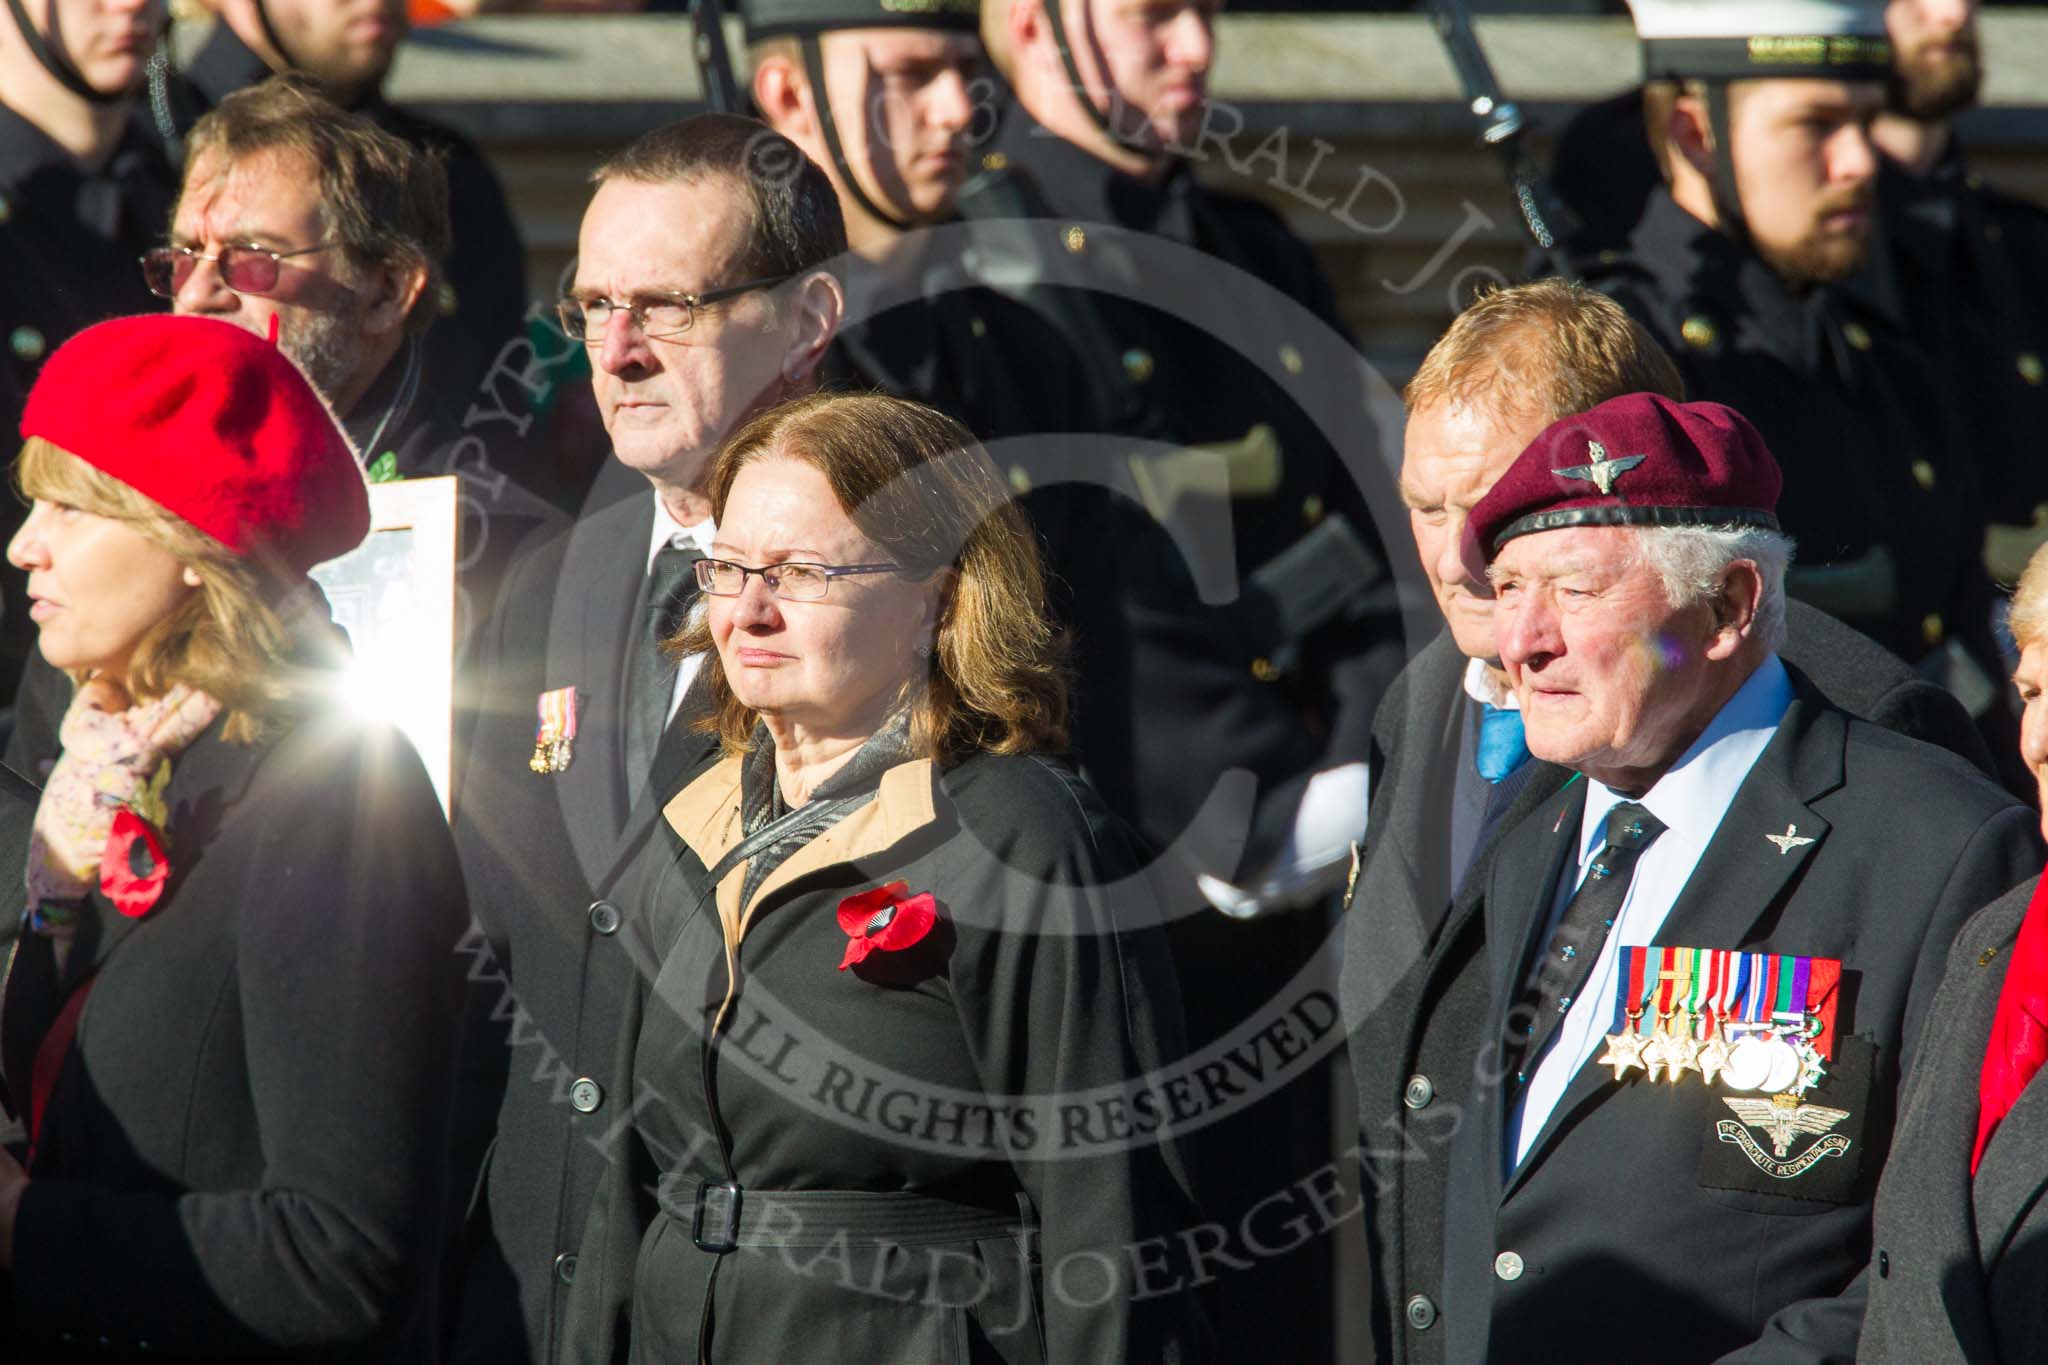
[{"xmin": 655, "ymin": 1173, "xmax": 1026, "ymax": 1254}]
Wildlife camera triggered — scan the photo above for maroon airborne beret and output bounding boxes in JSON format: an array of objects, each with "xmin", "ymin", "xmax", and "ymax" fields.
[{"xmin": 1466, "ymin": 392, "xmax": 1784, "ymax": 562}]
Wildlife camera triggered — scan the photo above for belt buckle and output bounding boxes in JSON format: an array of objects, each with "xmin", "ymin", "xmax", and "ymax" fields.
[{"xmin": 692, "ymin": 1179, "xmax": 743, "ymax": 1254}]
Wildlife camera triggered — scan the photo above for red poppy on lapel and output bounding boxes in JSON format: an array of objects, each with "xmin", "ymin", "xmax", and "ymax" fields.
[
  {"xmin": 101, "ymin": 807, "xmax": 170, "ymax": 919},
  {"xmin": 837, "ymin": 881, "xmax": 938, "ymax": 970}
]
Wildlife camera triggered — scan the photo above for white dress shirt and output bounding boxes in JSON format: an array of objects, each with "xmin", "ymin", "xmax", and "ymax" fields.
[
  {"xmin": 645, "ymin": 497, "xmax": 717, "ymax": 725},
  {"xmin": 1508, "ymin": 653, "xmax": 1793, "ymax": 1167},
  {"xmin": 1463, "ymin": 655, "xmax": 1519, "ymax": 710}
]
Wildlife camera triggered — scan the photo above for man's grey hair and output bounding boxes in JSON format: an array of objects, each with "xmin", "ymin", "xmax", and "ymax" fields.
[{"xmin": 1635, "ymin": 524, "xmax": 1796, "ymax": 651}]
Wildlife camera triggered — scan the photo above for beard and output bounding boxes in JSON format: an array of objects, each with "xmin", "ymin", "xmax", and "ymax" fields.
[
  {"xmin": 1762, "ymin": 231, "xmax": 1870, "ymax": 289},
  {"xmin": 281, "ymin": 302, "xmax": 372, "ymax": 410},
  {"xmin": 1755, "ymin": 190, "xmax": 1874, "ymax": 289},
  {"xmin": 1886, "ymin": 31, "xmax": 1983, "ymax": 122}
]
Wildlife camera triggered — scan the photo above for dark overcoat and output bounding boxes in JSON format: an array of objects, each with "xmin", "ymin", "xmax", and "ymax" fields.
[
  {"xmin": 562, "ymin": 746, "xmax": 1204, "ymax": 1364},
  {"xmin": 447, "ymin": 465, "xmax": 720, "ymax": 1365},
  {"xmin": 0, "ymin": 710, "xmax": 469, "ymax": 1362},
  {"xmin": 1353, "ymin": 675, "xmax": 2037, "ymax": 1365},
  {"xmin": 1860, "ymin": 874, "xmax": 2048, "ymax": 1362}
]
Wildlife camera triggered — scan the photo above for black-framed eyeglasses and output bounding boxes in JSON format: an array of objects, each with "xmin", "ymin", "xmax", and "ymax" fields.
[
  {"xmin": 694, "ymin": 557, "xmax": 901, "ymax": 602},
  {"xmin": 558, "ymin": 275, "xmax": 794, "ymax": 343},
  {"xmin": 140, "ymin": 241, "xmax": 343, "ymax": 300}
]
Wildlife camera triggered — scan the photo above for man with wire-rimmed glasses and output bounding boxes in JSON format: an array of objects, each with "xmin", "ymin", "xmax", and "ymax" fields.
[{"xmin": 445, "ymin": 112, "xmax": 847, "ymax": 1365}]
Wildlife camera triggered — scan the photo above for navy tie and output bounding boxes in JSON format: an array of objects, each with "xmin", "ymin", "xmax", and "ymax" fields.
[{"xmin": 1476, "ymin": 702, "xmax": 1530, "ymax": 783}]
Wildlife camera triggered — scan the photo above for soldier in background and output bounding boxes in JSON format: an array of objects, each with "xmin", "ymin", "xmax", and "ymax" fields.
[
  {"xmin": 971, "ymin": 0, "xmax": 1408, "ymax": 1355},
  {"xmin": 1558, "ymin": 0, "xmax": 2048, "ymax": 609},
  {"xmin": 0, "ymin": 0, "xmax": 173, "ymax": 703},
  {"xmin": 744, "ymin": 0, "xmax": 1096, "ymax": 444},
  {"xmin": 1872, "ymin": 0, "xmax": 2048, "ymax": 587},
  {"xmin": 1572, "ymin": 0, "xmax": 2012, "ymax": 775}
]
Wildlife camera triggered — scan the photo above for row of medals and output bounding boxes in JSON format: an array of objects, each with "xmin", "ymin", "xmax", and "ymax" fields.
[
  {"xmin": 528, "ymin": 735, "xmax": 573, "ymax": 774},
  {"xmin": 1598, "ymin": 1010, "xmax": 1825, "ymax": 1095}
]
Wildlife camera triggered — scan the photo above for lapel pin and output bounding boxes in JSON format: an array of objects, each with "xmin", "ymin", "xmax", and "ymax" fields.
[{"xmin": 1764, "ymin": 824, "xmax": 1815, "ymax": 856}]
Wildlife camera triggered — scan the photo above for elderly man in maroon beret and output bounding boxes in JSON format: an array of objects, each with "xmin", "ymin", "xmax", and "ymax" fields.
[{"xmin": 1385, "ymin": 392, "xmax": 2040, "ymax": 1365}]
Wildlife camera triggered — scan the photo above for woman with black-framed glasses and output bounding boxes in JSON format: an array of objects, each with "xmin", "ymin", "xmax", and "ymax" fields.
[{"xmin": 563, "ymin": 392, "xmax": 1204, "ymax": 1364}]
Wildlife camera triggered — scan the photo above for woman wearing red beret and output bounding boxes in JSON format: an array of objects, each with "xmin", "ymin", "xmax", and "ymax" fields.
[{"xmin": 0, "ymin": 315, "xmax": 469, "ymax": 1361}]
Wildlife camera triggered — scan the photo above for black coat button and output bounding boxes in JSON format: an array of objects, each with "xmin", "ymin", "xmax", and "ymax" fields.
[
  {"xmin": 1877, "ymin": 1249, "xmax": 1889, "ymax": 1278},
  {"xmin": 570, "ymin": 1078, "xmax": 604, "ymax": 1113},
  {"xmin": 588, "ymin": 900, "xmax": 622, "ymax": 935},
  {"xmin": 1405, "ymin": 1294, "xmax": 1437, "ymax": 1329},
  {"xmin": 1404, "ymin": 1075, "xmax": 1434, "ymax": 1110},
  {"xmin": 554, "ymin": 1251, "xmax": 578, "ymax": 1285}
]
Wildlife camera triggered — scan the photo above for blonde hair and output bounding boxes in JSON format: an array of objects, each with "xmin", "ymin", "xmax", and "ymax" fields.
[
  {"xmin": 2011, "ymin": 542, "xmax": 2048, "ymax": 651},
  {"xmin": 1404, "ymin": 279, "xmax": 1686, "ymax": 425},
  {"xmin": 15, "ymin": 438, "xmax": 309, "ymax": 743},
  {"xmin": 675, "ymin": 392, "xmax": 1069, "ymax": 765}
]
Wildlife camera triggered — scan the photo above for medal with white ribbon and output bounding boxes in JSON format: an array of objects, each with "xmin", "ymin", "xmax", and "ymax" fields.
[{"xmin": 1697, "ymin": 948, "xmax": 1739, "ymax": 1086}]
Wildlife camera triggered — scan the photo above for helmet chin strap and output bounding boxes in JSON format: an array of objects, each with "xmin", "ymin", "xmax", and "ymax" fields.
[
  {"xmin": 1702, "ymin": 81, "xmax": 1751, "ymax": 251},
  {"xmin": 251, "ymin": 0, "xmax": 305, "ymax": 73},
  {"xmin": 3, "ymin": 0, "xmax": 146, "ymax": 105},
  {"xmin": 1039, "ymin": 0, "xmax": 1154, "ymax": 153},
  {"xmin": 801, "ymin": 33, "xmax": 917, "ymax": 234}
]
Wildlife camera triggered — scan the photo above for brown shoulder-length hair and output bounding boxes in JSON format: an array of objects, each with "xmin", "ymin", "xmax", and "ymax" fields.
[
  {"xmin": 14, "ymin": 438, "xmax": 309, "ymax": 743},
  {"xmin": 674, "ymin": 392, "xmax": 1070, "ymax": 765}
]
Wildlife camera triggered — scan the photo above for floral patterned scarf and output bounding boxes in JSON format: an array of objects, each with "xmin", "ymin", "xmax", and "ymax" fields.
[{"xmin": 25, "ymin": 680, "xmax": 222, "ymax": 952}]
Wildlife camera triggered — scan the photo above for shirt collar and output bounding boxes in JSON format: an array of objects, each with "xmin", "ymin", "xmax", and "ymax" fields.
[
  {"xmin": 1462, "ymin": 655, "xmax": 1517, "ymax": 709},
  {"xmin": 0, "ymin": 101, "xmax": 168, "ymax": 241},
  {"xmin": 990, "ymin": 98, "xmax": 1197, "ymax": 241},
  {"xmin": 0, "ymin": 100, "xmax": 78, "ymax": 192},
  {"xmin": 1577, "ymin": 653, "xmax": 1793, "ymax": 867},
  {"xmin": 646, "ymin": 495, "xmax": 715, "ymax": 576}
]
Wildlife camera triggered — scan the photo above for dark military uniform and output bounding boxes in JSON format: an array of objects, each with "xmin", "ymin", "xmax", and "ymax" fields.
[
  {"xmin": 1876, "ymin": 142, "xmax": 2048, "ymax": 578},
  {"xmin": 955, "ymin": 97, "xmax": 1407, "ymax": 1365},
  {"xmin": 962, "ymin": 100, "xmax": 1402, "ymax": 863},
  {"xmin": 1577, "ymin": 188, "xmax": 1998, "ymax": 704},
  {"xmin": 1550, "ymin": 87, "xmax": 1658, "ymax": 260},
  {"xmin": 0, "ymin": 102, "xmax": 171, "ymax": 702},
  {"xmin": 172, "ymin": 22, "xmax": 530, "ymax": 433}
]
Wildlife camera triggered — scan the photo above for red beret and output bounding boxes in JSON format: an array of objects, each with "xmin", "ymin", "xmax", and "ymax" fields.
[
  {"xmin": 19, "ymin": 315, "xmax": 370, "ymax": 576},
  {"xmin": 1467, "ymin": 393, "xmax": 1783, "ymax": 561}
]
